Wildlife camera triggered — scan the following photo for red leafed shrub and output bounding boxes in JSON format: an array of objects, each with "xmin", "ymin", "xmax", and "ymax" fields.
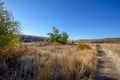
[
  {"xmin": 20, "ymin": 45, "xmax": 42, "ymax": 56},
  {"xmin": 0, "ymin": 45, "xmax": 42, "ymax": 61}
]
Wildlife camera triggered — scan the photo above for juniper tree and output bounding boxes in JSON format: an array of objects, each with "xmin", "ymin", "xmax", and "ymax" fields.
[{"xmin": 48, "ymin": 27, "xmax": 68, "ymax": 44}]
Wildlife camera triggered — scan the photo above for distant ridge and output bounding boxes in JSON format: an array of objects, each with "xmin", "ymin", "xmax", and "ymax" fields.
[
  {"xmin": 20, "ymin": 34, "xmax": 48, "ymax": 42},
  {"xmin": 77, "ymin": 38, "xmax": 120, "ymax": 43},
  {"xmin": 93, "ymin": 38, "xmax": 120, "ymax": 43},
  {"xmin": 20, "ymin": 34, "xmax": 120, "ymax": 43}
]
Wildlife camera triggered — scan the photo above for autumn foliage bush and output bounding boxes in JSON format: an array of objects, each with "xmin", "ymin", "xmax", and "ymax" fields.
[
  {"xmin": 77, "ymin": 43, "xmax": 91, "ymax": 50},
  {"xmin": 0, "ymin": 35, "xmax": 21, "ymax": 61}
]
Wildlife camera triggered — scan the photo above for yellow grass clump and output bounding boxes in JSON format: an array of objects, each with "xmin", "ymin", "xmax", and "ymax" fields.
[{"xmin": 51, "ymin": 42, "xmax": 61, "ymax": 47}]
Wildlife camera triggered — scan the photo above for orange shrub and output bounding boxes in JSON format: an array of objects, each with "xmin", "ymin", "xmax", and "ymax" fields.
[{"xmin": 77, "ymin": 43, "xmax": 91, "ymax": 50}]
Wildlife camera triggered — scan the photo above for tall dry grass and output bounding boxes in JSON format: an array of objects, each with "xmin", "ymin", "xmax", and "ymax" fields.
[
  {"xmin": 0, "ymin": 44, "xmax": 97, "ymax": 80},
  {"xmin": 101, "ymin": 43, "xmax": 120, "ymax": 55},
  {"xmin": 37, "ymin": 44, "xmax": 97, "ymax": 80}
]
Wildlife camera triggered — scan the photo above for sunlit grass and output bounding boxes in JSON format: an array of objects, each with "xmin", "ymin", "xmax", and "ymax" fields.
[
  {"xmin": 0, "ymin": 43, "xmax": 97, "ymax": 80},
  {"xmin": 101, "ymin": 43, "xmax": 120, "ymax": 55}
]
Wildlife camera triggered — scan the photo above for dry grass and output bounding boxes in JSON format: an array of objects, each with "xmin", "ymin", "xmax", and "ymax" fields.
[
  {"xmin": 101, "ymin": 43, "xmax": 120, "ymax": 55},
  {"xmin": 37, "ymin": 44, "xmax": 97, "ymax": 80},
  {"xmin": 0, "ymin": 43, "xmax": 97, "ymax": 80},
  {"xmin": 101, "ymin": 43, "xmax": 120, "ymax": 78}
]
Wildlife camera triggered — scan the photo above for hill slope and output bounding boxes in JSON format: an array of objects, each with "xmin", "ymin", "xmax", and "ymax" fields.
[
  {"xmin": 77, "ymin": 38, "xmax": 120, "ymax": 43},
  {"xmin": 20, "ymin": 35, "xmax": 120, "ymax": 43},
  {"xmin": 20, "ymin": 34, "xmax": 48, "ymax": 42}
]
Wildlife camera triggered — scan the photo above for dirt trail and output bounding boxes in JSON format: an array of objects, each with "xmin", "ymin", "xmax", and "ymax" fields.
[{"xmin": 96, "ymin": 44, "xmax": 120, "ymax": 80}]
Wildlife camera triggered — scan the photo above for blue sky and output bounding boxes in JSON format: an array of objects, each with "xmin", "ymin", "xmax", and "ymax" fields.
[{"xmin": 1, "ymin": 0, "xmax": 120, "ymax": 40}]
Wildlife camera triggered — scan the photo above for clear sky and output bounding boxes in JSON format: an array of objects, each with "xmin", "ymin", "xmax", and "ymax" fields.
[{"xmin": 1, "ymin": 0, "xmax": 120, "ymax": 40}]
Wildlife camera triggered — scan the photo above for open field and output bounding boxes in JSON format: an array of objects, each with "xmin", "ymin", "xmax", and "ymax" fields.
[
  {"xmin": 1, "ymin": 43, "xmax": 120, "ymax": 80},
  {"xmin": 0, "ymin": 43, "xmax": 97, "ymax": 80},
  {"xmin": 1, "ymin": 0, "xmax": 120, "ymax": 79}
]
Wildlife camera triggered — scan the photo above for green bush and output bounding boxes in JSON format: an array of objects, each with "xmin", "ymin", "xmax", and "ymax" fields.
[
  {"xmin": 47, "ymin": 27, "xmax": 69, "ymax": 44},
  {"xmin": 0, "ymin": 2, "xmax": 21, "ymax": 60}
]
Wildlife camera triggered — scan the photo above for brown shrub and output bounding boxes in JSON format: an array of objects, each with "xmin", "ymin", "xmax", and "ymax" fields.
[
  {"xmin": 0, "ymin": 45, "xmax": 42, "ymax": 80},
  {"xmin": 0, "ymin": 48, "xmax": 20, "ymax": 61},
  {"xmin": 0, "ymin": 45, "xmax": 42, "ymax": 61}
]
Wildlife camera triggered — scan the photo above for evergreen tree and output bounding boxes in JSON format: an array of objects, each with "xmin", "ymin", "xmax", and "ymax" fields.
[{"xmin": 48, "ymin": 27, "xmax": 68, "ymax": 44}]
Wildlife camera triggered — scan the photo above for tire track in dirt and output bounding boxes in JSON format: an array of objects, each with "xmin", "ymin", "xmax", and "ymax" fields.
[{"xmin": 96, "ymin": 44, "xmax": 120, "ymax": 80}]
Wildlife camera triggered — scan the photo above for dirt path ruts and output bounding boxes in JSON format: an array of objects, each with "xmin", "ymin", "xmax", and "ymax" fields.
[{"xmin": 96, "ymin": 44, "xmax": 120, "ymax": 80}]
